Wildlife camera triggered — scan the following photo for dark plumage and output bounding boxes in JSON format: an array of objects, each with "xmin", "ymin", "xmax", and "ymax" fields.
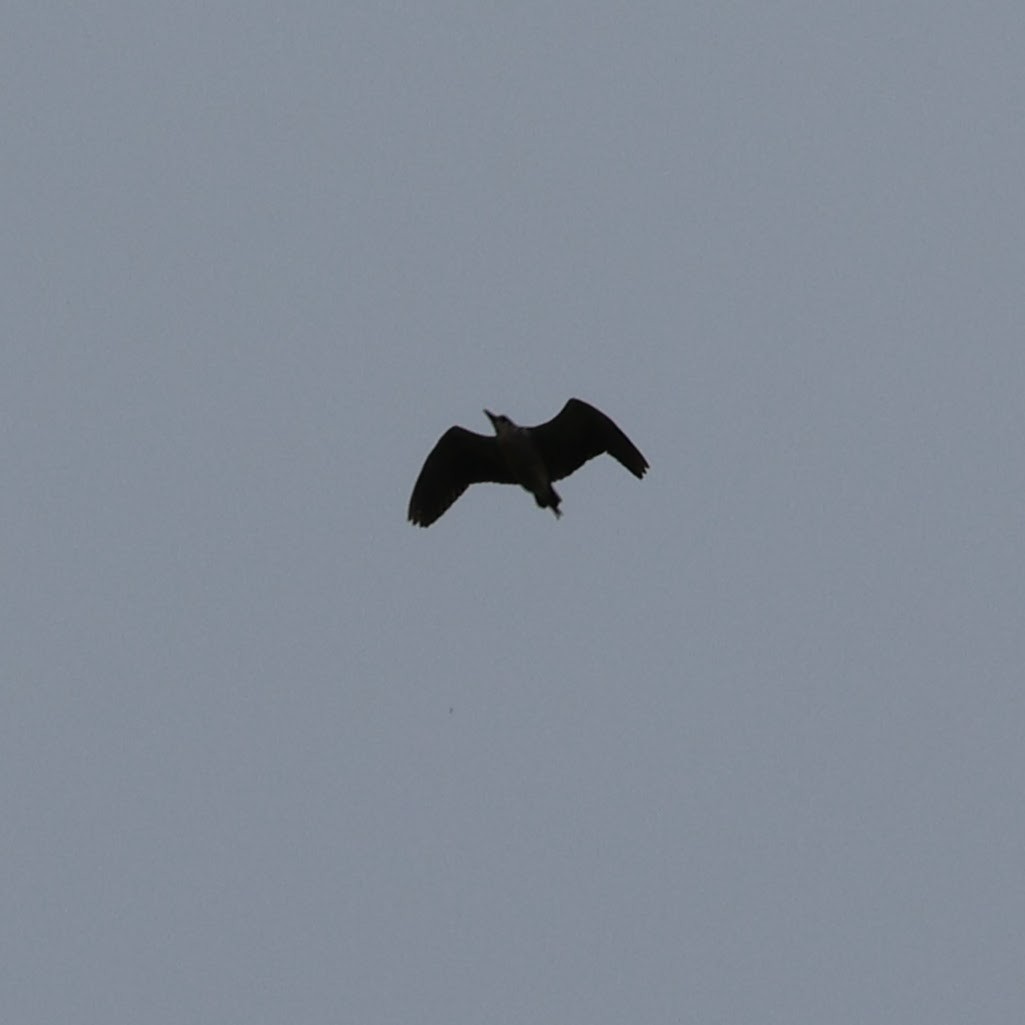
[{"xmin": 408, "ymin": 398, "xmax": 648, "ymax": 527}]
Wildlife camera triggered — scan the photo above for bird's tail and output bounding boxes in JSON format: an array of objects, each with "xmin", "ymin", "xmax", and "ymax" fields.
[{"xmin": 536, "ymin": 485, "xmax": 562, "ymax": 519}]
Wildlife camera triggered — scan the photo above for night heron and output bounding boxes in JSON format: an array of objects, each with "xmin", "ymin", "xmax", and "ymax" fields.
[{"xmin": 407, "ymin": 398, "xmax": 649, "ymax": 527}]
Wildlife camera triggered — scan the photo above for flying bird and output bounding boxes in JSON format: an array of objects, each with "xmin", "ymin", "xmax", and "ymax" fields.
[{"xmin": 408, "ymin": 398, "xmax": 648, "ymax": 527}]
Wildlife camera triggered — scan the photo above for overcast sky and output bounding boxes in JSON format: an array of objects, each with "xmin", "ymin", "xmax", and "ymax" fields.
[{"xmin": 4, "ymin": 3, "xmax": 1024, "ymax": 1022}]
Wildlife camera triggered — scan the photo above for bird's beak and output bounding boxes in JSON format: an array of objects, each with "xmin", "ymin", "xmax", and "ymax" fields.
[{"xmin": 484, "ymin": 409, "xmax": 497, "ymax": 427}]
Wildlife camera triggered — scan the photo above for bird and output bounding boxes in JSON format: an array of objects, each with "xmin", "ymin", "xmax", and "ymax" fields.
[{"xmin": 408, "ymin": 397, "xmax": 648, "ymax": 527}]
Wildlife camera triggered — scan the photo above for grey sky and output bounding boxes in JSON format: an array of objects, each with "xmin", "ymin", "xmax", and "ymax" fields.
[{"xmin": 4, "ymin": 3, "xmax": 1024, "ymax": 1022}]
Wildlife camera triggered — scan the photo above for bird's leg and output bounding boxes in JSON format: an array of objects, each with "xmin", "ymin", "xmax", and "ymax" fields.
[{"xmin": 546, "ymin": 485, "xmax": 562, "ymax": 519}]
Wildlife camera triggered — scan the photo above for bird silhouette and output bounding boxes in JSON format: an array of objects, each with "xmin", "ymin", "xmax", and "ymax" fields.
[{"xmin": 408, "ymin": 398, "xmax": 648, "ymax": 527}]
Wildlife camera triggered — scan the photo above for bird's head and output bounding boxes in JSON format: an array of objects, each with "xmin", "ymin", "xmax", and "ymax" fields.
[{"xmin": 484, "ymin": 409, "xmax": 518, "ymax": 436}]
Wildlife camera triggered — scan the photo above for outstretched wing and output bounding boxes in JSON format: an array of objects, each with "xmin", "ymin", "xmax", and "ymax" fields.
[
  {"xmin": 408, "ymin": 427, "xmax": 514, "ymax": 527},
  {"xmin": 528, "ymin": 398, "xmax": 649, "ymax": 483}
]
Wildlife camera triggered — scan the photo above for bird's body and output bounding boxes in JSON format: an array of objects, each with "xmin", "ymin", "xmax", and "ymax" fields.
[
  {"xmin": 408, "ymin": 398, "xmax": 648, "ymax": 527},
  {"xmin": 487, "ymin": 414, "xmax": 563, "ymax": 516}
]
